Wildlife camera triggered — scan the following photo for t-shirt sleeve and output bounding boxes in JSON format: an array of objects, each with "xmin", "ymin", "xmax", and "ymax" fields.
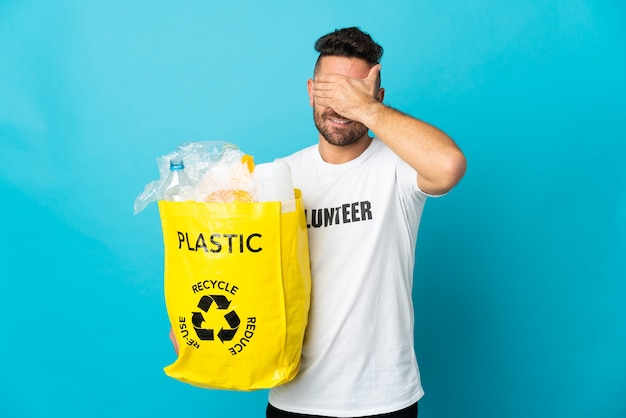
[{"xmin": 395, "ymin": 157, "xmax": 430, "ymax": 199}]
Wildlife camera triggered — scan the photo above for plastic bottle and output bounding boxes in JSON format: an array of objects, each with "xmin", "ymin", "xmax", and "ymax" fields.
[
  {"xmin": 163, "ymin": 159, "xmax": 194, "ymax": 202},
  {"xmin": 253, "ymin": 160, "xmax": 295, "ymax": 211}
]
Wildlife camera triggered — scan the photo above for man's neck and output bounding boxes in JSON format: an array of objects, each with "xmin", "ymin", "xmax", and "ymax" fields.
[{"xmin": 318, "ymin": 135, "xmax": 373, "ymax": 164}]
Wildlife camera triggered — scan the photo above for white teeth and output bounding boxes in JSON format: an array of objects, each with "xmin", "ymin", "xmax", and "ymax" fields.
[{"xmin": 331, "ymin": 119, "xmax": 350, "ymax": 124}]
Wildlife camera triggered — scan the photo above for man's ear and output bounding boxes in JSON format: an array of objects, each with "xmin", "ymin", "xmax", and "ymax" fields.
[
  {"xmin": 377, "ymin": 87, "xmax": 385, "ymax": 102},
  {"xmin": 307, "ymin": 78, "xmax": 315, "ymax": 107}
]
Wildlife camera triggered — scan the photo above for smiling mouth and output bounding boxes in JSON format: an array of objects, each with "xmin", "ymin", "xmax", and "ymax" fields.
[{"xmin": 328, "ymin": 117, "xmax": 352, "ymax": 125}]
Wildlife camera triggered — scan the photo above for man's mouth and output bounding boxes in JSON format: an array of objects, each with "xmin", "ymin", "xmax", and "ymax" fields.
[{"xmin": 327, "ymin": 116, "xmax": 352, "ymax": 125}]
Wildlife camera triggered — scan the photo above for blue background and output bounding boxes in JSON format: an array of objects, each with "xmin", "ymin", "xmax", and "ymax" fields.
[{"xmin": 1, "ymin": 1, "xmax": 624, "ymax": 417}]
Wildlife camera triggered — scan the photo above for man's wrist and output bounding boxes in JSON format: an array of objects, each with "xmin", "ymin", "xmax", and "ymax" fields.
[{"xmin": 360, "ymin": 101, "xmax": 386, "ymax": 128}]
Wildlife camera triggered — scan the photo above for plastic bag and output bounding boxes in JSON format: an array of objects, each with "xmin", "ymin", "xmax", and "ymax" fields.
[
  {"xmin": 134, "ymin": 141, "xmax": 255, "ymax": 214},
  {"xmin": 159, "ymin": 190, "xmax": 311, "ymax": 390},
  {"xmin": 135, "ymin": 141, "xmax": 310, "ymax": 390}
]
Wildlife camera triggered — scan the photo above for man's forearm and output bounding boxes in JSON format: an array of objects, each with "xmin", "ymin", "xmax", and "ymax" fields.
[{"xmin": 362, "ymin": 103, "xmax": 466, "ymax": 195}]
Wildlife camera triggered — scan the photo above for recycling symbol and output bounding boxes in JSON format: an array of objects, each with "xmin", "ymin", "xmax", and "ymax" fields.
[{"xmin": 192, "ymin": 294, "xmax": 240, "ymax": 343}]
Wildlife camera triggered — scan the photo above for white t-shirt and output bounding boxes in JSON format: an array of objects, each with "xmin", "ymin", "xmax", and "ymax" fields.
[{"xmin": 268, "ymin": 138, "xmax": 428, "ymax": 417}]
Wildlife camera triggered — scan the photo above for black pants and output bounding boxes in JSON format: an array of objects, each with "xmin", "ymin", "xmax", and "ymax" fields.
[{"xmin": 266, "ymin": 402, "xmax": 418, "ymax": 418}]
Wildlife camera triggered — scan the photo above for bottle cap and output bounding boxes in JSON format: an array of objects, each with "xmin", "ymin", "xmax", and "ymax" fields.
[{"xmin": 170, "ymin": 159, "xmax": 185, "ymax": 170}]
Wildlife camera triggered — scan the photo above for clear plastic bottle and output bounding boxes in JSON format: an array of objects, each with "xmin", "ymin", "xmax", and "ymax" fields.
[{"xmin": 163, "ymin": 159, "xmax": 194, "ymax": 202}]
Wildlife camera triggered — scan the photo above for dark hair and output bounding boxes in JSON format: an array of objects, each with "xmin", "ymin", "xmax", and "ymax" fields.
[{"xmin": 314, "ymin": 27, "xmax": 384, "ymax": 67}]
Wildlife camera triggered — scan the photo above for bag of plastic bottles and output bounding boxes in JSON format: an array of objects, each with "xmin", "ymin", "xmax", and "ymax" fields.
[{"xmin": 135, "ymin": 141, "xmax": 311, "ymax": 390}]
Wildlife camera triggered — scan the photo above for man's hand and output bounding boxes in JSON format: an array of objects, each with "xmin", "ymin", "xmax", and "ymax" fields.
[
  {"xmin": 312, "ymin": 64, "xmax": 382, "ymax": 123},
  {"xmin": 169, "ymin": 327, "xmax": 180, "ymax": 355}
]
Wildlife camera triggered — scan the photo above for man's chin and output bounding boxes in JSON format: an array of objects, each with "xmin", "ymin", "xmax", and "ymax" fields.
[
  {"xmin": 322, "ymin": 132, "xmax": 364, "ymax": 147},
  {"xmin": 315, "ymin": 118, "xmax": 368, "ymax": 147}
]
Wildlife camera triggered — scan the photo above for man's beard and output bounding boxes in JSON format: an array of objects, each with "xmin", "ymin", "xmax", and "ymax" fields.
[{"xmin": 313, "ymin": 106, "xmax": 369, "ymax": 147}]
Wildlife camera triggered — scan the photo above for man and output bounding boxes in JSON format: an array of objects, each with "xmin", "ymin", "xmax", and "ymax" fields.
[{"xmin": 266, "ymin": 27, "xmax": 466, "ymax": 417}]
